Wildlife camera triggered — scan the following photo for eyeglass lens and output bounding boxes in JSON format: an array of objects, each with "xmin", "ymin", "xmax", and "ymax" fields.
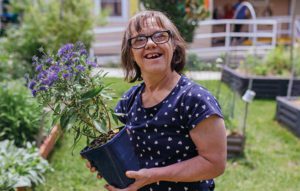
[{"xmin": 130, "ymin": 31, "xmax": 170, "ymax": 49}]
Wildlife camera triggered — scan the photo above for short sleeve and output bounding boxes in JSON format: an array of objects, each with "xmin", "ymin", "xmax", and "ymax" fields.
[
  {"xmin": 114, "ymin": 85, "xmax": 140, "ymax": 124},
  {"xmin": 182, "ymin": 85, "xmax": 223, "ymax": 130}
]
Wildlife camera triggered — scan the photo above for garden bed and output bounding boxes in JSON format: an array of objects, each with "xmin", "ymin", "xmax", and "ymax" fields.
[
  {"xmin": 227, "ymin": 133, "xmax": 245, "ymax": 158},
  {"xmin": 276, "ymin": 96, "xmax": 300, "ymax": 137},
  {"xmin": 221, "ymin": 66, "xmax": 300, "ymax": 99}
]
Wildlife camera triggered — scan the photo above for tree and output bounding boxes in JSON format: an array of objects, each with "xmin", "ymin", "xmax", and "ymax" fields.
[{"xmin": 140, "ymin": 0, "xmax": 209, "ymax": 42}]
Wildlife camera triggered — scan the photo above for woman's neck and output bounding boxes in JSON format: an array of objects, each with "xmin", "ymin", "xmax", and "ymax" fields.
[{"xmin": 142, "ymin": 71, "xmax": 181, "ymax": 93}]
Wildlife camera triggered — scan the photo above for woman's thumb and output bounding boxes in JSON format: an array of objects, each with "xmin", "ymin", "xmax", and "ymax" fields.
[{"xmin": 126, "ymin": 170, "xmax": 138, "ymax": 179}]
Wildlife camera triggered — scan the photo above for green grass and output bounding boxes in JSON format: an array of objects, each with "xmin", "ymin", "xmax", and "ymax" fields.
[{"xmin": 35, "ymin": 78, "xmax": 300, "ymax": 191}]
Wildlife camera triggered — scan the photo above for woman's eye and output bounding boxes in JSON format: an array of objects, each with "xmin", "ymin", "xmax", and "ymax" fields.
[
  {"xmin": 135, "ymin": 37, "xmax": 146, "ymax": 42},
  {"xmin": 153, "ymin": 32, "xmax": 167, "ymax": 41}
]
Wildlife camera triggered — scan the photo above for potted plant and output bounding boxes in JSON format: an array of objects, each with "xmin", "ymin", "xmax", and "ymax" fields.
[
  {"xmin": 221, "ymin": 46, "xmax": 300, "ymax": 99},
  {"xmin": 27, "ymin": 42, "xmax": 140, "ymax": 188},
  {"xmin": 226, "ymin": 121, "xmax": 245, "ymax": 158}
]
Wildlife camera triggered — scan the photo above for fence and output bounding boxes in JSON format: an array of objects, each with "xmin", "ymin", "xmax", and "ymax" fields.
[{"xmin": 91, "ymin": 15, "xmax": 300, "ymax": 59}]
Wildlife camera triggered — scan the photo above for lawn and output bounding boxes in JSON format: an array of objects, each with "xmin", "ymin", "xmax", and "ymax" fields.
[{"xmin": 35, "ymin": 77, "xmax": 300, "ymax": 191}]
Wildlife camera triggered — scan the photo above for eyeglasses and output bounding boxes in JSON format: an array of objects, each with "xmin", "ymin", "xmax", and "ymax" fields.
[{"xmin": 128, "ymin": 30, "xmax": 171, "ymax": 49}]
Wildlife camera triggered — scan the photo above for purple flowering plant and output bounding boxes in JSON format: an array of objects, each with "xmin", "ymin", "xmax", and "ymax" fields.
[{"xmin": 28, "ymin": 42, "xmax": 118, "ymax": 146}]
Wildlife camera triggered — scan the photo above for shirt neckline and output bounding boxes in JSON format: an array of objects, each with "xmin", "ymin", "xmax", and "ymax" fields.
[{"xmin": 138, "ymin": 75, "xmax": 184, "ymax": 110}]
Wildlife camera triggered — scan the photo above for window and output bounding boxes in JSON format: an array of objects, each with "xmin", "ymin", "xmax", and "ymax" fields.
[
  {"xmin": 101, "ymin": 0, "xmax": 122, "ymax": 16},
  {"xmin": 94, "ymin": 0, "xmax": 128, "ymax": 21}
]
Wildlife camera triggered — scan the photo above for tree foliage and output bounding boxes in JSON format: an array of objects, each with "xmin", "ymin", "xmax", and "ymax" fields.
[
  {"xmin": 140, "ymin": 0, "xmax": 209, "ymax": 42},
  {"xmin": 1, "ymin": 0, "xmax": 100, "ymax": 78}
]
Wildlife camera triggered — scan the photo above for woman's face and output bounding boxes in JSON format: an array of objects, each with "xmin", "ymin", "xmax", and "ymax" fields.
[{"xmin": 130, "ymin": 17, "xmax": 175, "ymax": 77}]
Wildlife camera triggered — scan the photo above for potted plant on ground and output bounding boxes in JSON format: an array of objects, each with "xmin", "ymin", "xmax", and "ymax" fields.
[
  {"xmin": 221, "ymin": 46, "xmax": 300, "ymax": 99},
  {"xmin": 27, "ymin": 42, "xmax": 139, "ymax": 188}
]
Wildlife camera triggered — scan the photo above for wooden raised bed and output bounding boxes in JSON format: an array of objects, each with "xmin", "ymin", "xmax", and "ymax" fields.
[
  {"xmin": 221, "ymin": 66, "xmax": 300, "ymax": 99},
  {"xmin": 276, "ymin": 97, "xmax": 300, "ymax": 137},
  {"xmin": 227, "ymin": 133, "xmax": 245, "ymax": 158}
]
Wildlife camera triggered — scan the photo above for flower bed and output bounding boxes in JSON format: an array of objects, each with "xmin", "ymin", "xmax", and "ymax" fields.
[{"xmin": 276, "ymin": 96, "xmax": 300, "ymax": 137}]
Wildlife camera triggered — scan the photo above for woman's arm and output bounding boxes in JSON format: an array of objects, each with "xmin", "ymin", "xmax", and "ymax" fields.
[
  {"xmin": 153, "ymin": 115, "xmax": 227, "ymax": 182},
  {"xmin": 105, "ymin": 115, "xmax": 227, "ymax": 191}
]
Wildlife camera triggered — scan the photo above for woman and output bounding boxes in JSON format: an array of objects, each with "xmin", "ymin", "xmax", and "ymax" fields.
[{"xmin": 88, "ymin": 10, "xmax": 226, "ymax": 191}]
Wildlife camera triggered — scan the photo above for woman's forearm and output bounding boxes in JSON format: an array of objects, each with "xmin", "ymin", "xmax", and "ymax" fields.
[{"xmin": 150, "ymin": 154, "xmax": 226, "ymax": 183}]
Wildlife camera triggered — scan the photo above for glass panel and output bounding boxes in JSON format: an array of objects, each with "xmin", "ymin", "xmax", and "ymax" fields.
[{"xmin": 101, "ymin": 0, "xmax": 122, "ymax": 16}]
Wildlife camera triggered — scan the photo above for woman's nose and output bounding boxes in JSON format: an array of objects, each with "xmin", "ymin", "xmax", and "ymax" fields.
[{"xmin": 145, "ymin": 37, "xmax": 157, "ymax": 49}]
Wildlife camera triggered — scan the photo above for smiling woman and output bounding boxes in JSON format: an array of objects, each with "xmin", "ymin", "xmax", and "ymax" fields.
[{"xmin": 86, "ymin": 10, "xmax": 227, "ymax": 191}]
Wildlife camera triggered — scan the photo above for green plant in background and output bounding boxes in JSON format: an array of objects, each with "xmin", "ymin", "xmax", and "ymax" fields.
[
  {"xmin": 0, "ymin": 80, "xmax": 43, "ymax": 147},
  {"xmin": 28, "ymin": 42, "xmax": 118, "ymax": 148},
  {"xmin": 242, "ymin": 54, "xmax": 268, "ymax": 76},
  {"xmin": 240, "ymin": 46, "xmax": 300, "ymax": 76},
  {"xmin": 0, "ymin": 140, "xmax": 53, "ymax": 190},
  {"xmin": 264, "ymin": 46, "xmax": 290, "ymax": 76},
  {"xmin": 1, "ymin": 0, "xmax": 102, "ymax": 78},
  {"xmin": 140, "ymin": 0, "xmax": 209, "ymax": 42},
  {"xmin": 186, "ymin": 53, "xmax": 220, "ymax": 71}
]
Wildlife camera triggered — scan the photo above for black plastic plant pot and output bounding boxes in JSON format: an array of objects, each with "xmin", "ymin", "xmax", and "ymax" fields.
[{"xmin": 80, "ymin": 127, "xmax": 140, "ymax": 189}]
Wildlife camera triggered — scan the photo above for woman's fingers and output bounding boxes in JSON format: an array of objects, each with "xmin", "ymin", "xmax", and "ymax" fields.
[
  {"xmin": 97, "ymin": 172, "xmax": 102, "ymax": 179},
  {"xmin": 104, "ymin": 184, "xmax": 118, "ymax": 191},
  {"xmin": 86, "ymin": 161, "xmax": 91, "ymax": 168},
  {"xmin": 85, "ymin": 161, "xmax": 97, "ymax": 173}
]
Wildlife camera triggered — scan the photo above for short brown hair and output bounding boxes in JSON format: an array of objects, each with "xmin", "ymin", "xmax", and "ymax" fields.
[{"xmin": 121, "ymin": 10, "xmax": 186, "ymax": 82}]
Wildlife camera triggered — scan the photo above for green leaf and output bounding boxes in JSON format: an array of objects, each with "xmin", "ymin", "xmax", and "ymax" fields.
[
  {"xmin": 80, "ymin": 86, "xmax": 104, "ymax": 100},
  {"xmin": 52, "ymin": 115, "xmax": 60, "ymax": 127},
  {"xmin": 60, "ymin": 112, "xmax": 71, "ymax": 130},
  {"xmin": 93, "ymin": 120, "xmax": 107, "ymax": 134},
  {"xmin": 54, "ymin": 104, "xmax": 61, "ymax": 114}
]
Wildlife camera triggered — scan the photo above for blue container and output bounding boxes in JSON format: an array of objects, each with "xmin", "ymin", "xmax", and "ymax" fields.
[{"xmin": 80, "ymin": 127, "xmax": 140, "ymax": 188}]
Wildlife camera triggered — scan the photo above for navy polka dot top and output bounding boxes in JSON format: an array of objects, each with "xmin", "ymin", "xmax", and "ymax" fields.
[{"xmin": 115, "ymin": 75, "xmax": 223, "ymax": 191}]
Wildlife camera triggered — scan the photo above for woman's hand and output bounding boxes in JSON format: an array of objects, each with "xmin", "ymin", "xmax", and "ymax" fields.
[
  {"xmin": 85, "ymin": 160, "xmax": 102, "ymax": 179},
  {"xmin": 104, "ymin": 168, "xmax": 157, "ymax": 191}
]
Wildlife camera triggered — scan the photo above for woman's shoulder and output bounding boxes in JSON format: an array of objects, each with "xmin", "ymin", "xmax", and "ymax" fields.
[
  {"xmin": 121, "ymin": 82, "xmax": 144, "ymax": 100},
  {"xmin": 180, "ymin": 75, "xmax": 214, "ymax": 97}
]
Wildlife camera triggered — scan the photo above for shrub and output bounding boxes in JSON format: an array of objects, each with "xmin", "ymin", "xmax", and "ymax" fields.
[
  {"xmin": 0, "ymin": 80, "xmax": 43, "ymax": 147},
  {"xmin": 240, "ymin": 46, "xmax": 300, "ymax": 77},
  {"xmin": 140, "ymin": 0, "xmax": 209, "ymax": 42},
  {"xmin": 186, "ymin": 53, "xmax": 220, "ymax": 71},
  {"xmin": 0, "ymin": 48, "xmax": 26, "ymax": 81},
  {"xmin": 1, "ymin": 0, "xmax": 99, "ymax": 78},
  {"xmin": 0, "ymin": 140, "xmax": 52, "ymax": 190}
]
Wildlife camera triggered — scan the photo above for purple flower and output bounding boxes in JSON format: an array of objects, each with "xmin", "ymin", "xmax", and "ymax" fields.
[
  {"xmin": 49, "ymin": 65, "xmax": 60, "ymax": 73},
  {"xmin": 41, "ymin": 79, "xmax": 50, "ymax": 85},
  {"xmin": 46, "ymin": 58, "xmax": 53, "ymax": 64},
  {"xmin": 48, "ymin": 72, "xmax": 58, "ymax": 81},
  {"xmin": 62, "ymin": 73, "xmax": 70, "ymax": 79},
  {"xmin": 87, "ymin": 60, "xmax": 97, "ymax": 67},
  {"xmin": 35, "ymin": 64, "xmax": 43, "ymax": 72},
  {"xmin": 31, "ymin": 89, "xmax": 37, "ymax": 97},
  {"xmin": 76, "ymin": 65, "xmax": 85, "ymax": 72},
  {"xmin": 37, "ymin": 71, "xmax": 47, "ymax": 80},
  {"xmin": 57, "ymin": 43, "xmax": 74, "ymax": 57},
  {"xmin": 39, "ymin": 86, "xmax": 47, "ymax": 91},
  {"xmin": 79, "ymin": 49, "xmax": 88, "ymax": 56},
  {"xmin": 28, "ymin": 81, "xmax": 36, "ymax": 90}
]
